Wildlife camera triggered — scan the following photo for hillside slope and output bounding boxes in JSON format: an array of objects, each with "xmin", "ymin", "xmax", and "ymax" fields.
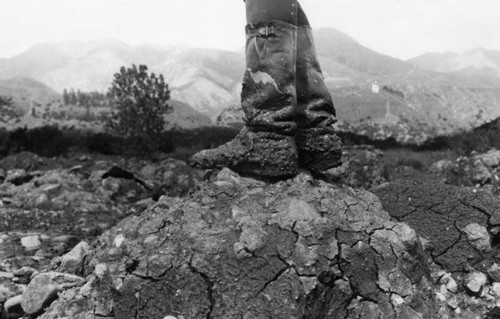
[
  {"xmin": 0, "ymin": 40, "xmax": 243, "ymax": 118},
  {"xmin": 1, "ymin": 31, "xmax": 499, "ymax": 143},
  {"xmin": 408, "ymin": 48, "xmax": 500, "ymax": 78}
]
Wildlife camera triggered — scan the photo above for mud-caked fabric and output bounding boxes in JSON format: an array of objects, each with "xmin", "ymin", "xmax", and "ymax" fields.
[
  {"xmin": 294, "ymin": 25, "xmax": 342, "ymax": 173},
  {"xmin": 189, "ymin": 127, "xmax": 298, "ymax": 178},
  {"xmin": 296, "ymin": 25, "xmax": 336, "ymax": 129},
  {"xmin": 189, "ymin": 20, "xmax": 300, "ymax": 178},
  {"xmin": 242, "ymin": 21, "xmax": 298, "ymax": 135}
]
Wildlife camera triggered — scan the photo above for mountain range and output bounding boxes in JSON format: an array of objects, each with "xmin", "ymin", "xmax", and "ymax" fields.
[
  {"xmin": 409, "ymin": 48, "xmax": 500, "ymax": 78},
  {"xmin": 0, "ymin": 29, "xmax": 499, "ymax": 143}
]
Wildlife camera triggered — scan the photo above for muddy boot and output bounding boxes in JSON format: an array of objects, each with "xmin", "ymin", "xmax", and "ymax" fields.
[
  {"xmin": 295, "ymin": 24, "xmax": 342, "ymax": 174},
  {"xmin": 190, "ymin": 21, "xmax": 299, "ymax": 178}
]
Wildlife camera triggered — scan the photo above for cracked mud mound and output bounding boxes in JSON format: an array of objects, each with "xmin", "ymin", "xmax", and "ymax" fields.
[
  {"xmin": 373, "ymin": 180, "xmax": 500, "ymax": 273},
  {"xmin": 374, "ymin": 180, "xmax": 500, "ymax": 317},
  {"xmin": 38, "ymin": 169, "xmax": 445, "ymax": 318}
]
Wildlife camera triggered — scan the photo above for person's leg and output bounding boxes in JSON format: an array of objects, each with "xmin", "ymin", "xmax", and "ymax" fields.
[
  {"xmin": 296, "ymin": 3, "xmax": 310, "ymax": 26},
  {"xmin": 295, "ymin": 4, "xmax": 342, "ymax": 174},
  {"xmin": 189, "ymin": 0, "xmax": 299, "ymax": 178},
  {"xmin": 246, "ymin": 0, "xmax": 298, "ymax": 25}
]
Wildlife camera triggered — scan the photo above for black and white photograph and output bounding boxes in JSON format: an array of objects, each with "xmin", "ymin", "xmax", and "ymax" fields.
[{"xmin": 0, "ymin": 0, "xmax": 499, "ymax": 318}]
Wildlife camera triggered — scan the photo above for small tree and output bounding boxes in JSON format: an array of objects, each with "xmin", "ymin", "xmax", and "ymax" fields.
[{"xmin": 105, "ymin": 64, "xmax": 171, "ymax": 154}]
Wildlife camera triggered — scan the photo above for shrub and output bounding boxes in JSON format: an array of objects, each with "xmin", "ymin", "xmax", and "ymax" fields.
[
  {"xmin": 105, "ymin": 64, "xmax": 171, "ymax": 155},
  {"xmin": 396, "ymin": 158, "xmax": 424, "ymax": 170},
  {"xmin": 25, "ymin": 126, "xmax": 69, "ymax": 157},
  {"xmin": 87, "ymin": 132, "xmax": 124, "ymax": 155}
]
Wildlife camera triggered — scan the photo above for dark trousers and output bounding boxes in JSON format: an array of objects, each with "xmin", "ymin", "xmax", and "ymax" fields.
[{"xmin": 245, "ymin": 0, "xmax": 310, "ymax": 26}]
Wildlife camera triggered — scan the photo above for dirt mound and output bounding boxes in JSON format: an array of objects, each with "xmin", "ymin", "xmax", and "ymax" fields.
[
  {"xmin": 0, "ymin": 151, "xmax": 202, "ymax": 318},
  {"xmin": 326, "ymin": 145, "xmax": 386, "ymax": 189},
  {"xmin": 374, "ymin": 180, "xmax": 500, "ymax": 316},
  {"xmin": 28, "ymin": 169, "xmax": 446, "ymax": 318}
]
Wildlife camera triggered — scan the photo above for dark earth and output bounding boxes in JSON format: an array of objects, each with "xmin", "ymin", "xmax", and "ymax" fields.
[{"xmin": 2, "ymin": 146, "xmax": 500, "ymax": 318}]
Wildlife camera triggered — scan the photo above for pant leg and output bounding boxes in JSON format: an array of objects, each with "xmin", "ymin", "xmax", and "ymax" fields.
[
  {"xmin": 246, "ymin": 0, "xmax": 298, "ymax": 25},
  {"xmin": 297, "ymin": 3, "xmax": 310, "ymax": 26},
  {"xmin": 295, "ymin": 4, "xmax": 337, "ymax": 128}
]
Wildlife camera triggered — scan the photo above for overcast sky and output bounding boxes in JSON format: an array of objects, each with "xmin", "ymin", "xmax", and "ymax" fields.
[{"xmin": 1, "ymin": 0, "xmax": 499, "ymax": 60}]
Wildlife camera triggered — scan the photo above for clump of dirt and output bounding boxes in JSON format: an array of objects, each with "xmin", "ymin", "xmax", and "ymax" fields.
[{"xmin": 33, "ymin": 169, "xmax": 447, "ymax": 318}]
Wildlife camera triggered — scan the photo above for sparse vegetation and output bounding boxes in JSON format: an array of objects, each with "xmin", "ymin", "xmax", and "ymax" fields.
[
  {"xmin": 160, "ymin": 127, "xmax": 238, "ymax": 161},
  {"xmin": 62, "ymin": 89, "xmax": 110, "ymax": 107},
  {"xmin": 337, "ymin": 115, "xmax": 500, "ymax": 156},
  {"xmin": 381, "ymin": 85, "xmax": 405, "ymax": 98},
  {"xmin": 0, "ymin": 95, "xmax": 23, "ymax": 120}
]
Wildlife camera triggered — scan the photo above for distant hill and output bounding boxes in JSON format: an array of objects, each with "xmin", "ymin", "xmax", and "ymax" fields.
[
  {"xmin": 313, "ymin": 28, "xmax": 413, "ymax": 79},
  {"xmin": 0, "ymin": 76, "xmax": 210, "ymax": 131},
  {"xmin": 0, "ymin": 39, "xmax": 243, "ymax": 118},
  {"xmin": 311, "ymin": 29, "xmax": 500, "ymax": 143},
  {"xmin": 0, "ymin": 77, "xmax": 60, "ymax": 112},
  {"xmin": 1, "ymin": 32, "xmax": 500, "ymax": 143},
  {"xmin": 408, "ymin": 48, "xmax": 500, "ymax": 78},
  {"xmin": 165, "ymin": 100, "xmax": 212, "ymax": 130}
]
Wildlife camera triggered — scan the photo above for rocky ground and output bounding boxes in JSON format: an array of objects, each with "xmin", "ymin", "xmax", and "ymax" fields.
[
  {"xmin": 0, "ymin": 151, "xmax": 201, "ymax": 318},
  {"xmin": 2, "ymin": 147, "xmax": 500, "ymax": 318}
]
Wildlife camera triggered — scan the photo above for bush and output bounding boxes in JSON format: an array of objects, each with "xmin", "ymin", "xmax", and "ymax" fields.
[
  {"xmin": 87, "ymin": 132, "xmax": 124, "ymax": 155},
  {"xmin": 25, "ymin": 126, "xmax": 70, "ymax": 157},
  {"xmin": 396, "ymin": 158, "xmax": 424, "ymax": 170},
  {"xmin": 158, "ymin": 127, "xmax": 239, "ymax": 160},
  {"xmin": 105, "ymin": 64, "xmax": 171, "ymax": 155}
]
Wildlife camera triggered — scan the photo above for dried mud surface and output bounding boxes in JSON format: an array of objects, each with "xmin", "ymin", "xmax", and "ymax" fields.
[{"xmin": 38, "ymin": 169, "xmax": 445, "ymax": 319}]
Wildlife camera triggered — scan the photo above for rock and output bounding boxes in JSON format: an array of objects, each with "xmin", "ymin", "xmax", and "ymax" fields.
[
  {"xmin": 94, "ymin": 263, "xmax": 107, "ymax": 279},
  {"xmin": 446, "ymin": 296, "xmax": 459, "ymax": 309},
  {"xmin": 13, "ymin": 267, "xmax": 38, "ymax": 284},
  {"xmin": 34, "ymin": 193, "xmax": 50, "ymax": 209},
  {"xmin": 475, "ymin": 150, "xmax": 500, "ymax": 169},
  {"xmin": 428, "ymin": 159, "xmax": 455, "ymax": 175},
  {"xmin": 486, "ymin": 307, "xmax": 500, "ymax": 319},
  {"xmin": 139, "ymin": 165, "xmax": 157, "ymax": 180},
  {"xmin": 0, "ymin": 152, "xmax": 45, "ymax": 171},
  {"xmin": 489, "ymin": 264, "xmax": 500, "ymax": 283},
  {"xmin": 162, "ymin": 171, "xmax": 176, "ymax": 186},
  {"xmin": 465, "ymin": 272, "xmax": 488, "ymax": 295},
  {"xmin": 42, "ymin": 183, "xmax": 61, "ymax": 195},
  {"xmin": 472, "ymin": 160, "xmax": 493, "ymax": 184},
  {"xmin": 326, "ymin": 145, "xmax": 386, "ymax": 189},
  {"xmin": 441, "ymin": 149, "xmax": 500, "ymax": 187},
  {"xmin": 21, "ymin": 272, "xmax": 85, "ymax": 316},
  {"xmin": 69, "ymin": 165, "xmax": 84, "ymax": 173},
  {"xmin": 439, "ymin": 273, "xmax": 458, "ymax": 293},
  {"xmin": 59, "ymin": 241, "xmax": 90, "ymax": 275},
  {"xmin": 113, "ymin": 234, "xmax": 125, "ymax": 248},
  {"xmin": 0, "ymin": 272, "xmax": 14, "ymax": 279},
  {"xmin": 492, "ymin": 283, "xmax": 500, "ymax": 299},
  {"xmin": 102, "ymin": 166, "xmax": 148, "ymax": 189},
  {"xmin": 0, "ymin": 281, "xmax": 23, "ymax": 304},
  {"xmin": 37, "ymin": 169, "xmax": 445, "ymax": 318},
  {"xmin": 52, "ymin": 235, "xmax": 81, "ymax": 250},
  {"xmin": 4, "ymin": 295, "xmax": 24, "ymax": 319},
  {"xmin": 5, "ymin": 169, "xmax": 35, "ymax": 186},
  {"xmin": 463, "ymin": 223, "xmax": 491, "ymax": 252},
  {"xmin": 20, "ymin": 235, "xmax": 42, "ymax": 251}
]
